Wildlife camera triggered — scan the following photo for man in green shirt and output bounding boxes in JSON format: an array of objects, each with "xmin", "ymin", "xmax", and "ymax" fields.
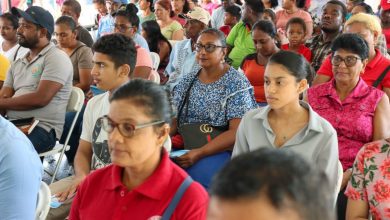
[{"xmin": 226, "ymin": 0, "xmax": 264, "ymax": 69}]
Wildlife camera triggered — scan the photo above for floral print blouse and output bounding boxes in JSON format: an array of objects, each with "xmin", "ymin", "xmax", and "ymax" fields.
[{"xmin": 345, "ymin": 139, "xmax": 390, "ymax": 220}]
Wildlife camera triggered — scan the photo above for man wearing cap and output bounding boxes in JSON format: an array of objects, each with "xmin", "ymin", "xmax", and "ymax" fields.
[
  {"xmin": 164, "ymin": 9, "xmax": 209, "ymax": 90},
  {"xmin": 210, "ymin": 0, "xmax": 240, "ymax": 29},
  {"xmin": 226, "ymin": 0, "xmax": 264, "ymax": 69},
  {"xmin": 61, "ymin": 0, "xmax": 94, "ymax": 47},
  {"xmin": 0, "ymin": 6, "xmax": 73, "ymax": 154}
]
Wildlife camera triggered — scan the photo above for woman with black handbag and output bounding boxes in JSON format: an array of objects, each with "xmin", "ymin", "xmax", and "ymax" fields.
[{"xmin": 171, "ymin": 28, "xmax": 257, "ymax": 188}]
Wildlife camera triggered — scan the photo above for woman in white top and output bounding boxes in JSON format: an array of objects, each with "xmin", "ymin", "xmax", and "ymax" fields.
[
  {"xmin": 233, "ymin": 50, "xmax": 339, "ymax": 193},
  {"xmin": 0, "ymin": 13, "xmax": 28, "ymax": 62}
]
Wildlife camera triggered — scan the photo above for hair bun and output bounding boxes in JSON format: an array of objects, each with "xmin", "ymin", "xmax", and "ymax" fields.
[{"xmin": 126, "ymin": 3, "xmax": 139, "ymax": 14}]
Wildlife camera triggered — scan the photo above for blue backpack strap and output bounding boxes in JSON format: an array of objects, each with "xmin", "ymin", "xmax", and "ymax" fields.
[{"xmin": 162, "ymin": 176, "xmax": 193, "ymax": 220}]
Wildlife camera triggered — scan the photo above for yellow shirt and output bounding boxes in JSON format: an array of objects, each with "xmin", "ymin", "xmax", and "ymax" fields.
[{"xmin": 0, "ymin": 54, "xmax": 10, "ymax": 81}]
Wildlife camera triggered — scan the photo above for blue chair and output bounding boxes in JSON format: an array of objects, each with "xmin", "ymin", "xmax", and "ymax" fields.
[{"xmin": 185, "ymin": 151, "xmax": 231, "ymax": 189}]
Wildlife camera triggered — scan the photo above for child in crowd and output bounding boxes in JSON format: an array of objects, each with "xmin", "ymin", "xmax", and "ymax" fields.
[
  {"xmin": 281, "ymin": 17, "xmax": 312, "ymax": 62},
  {"xmin": 219, "ymin": 5, "xmax": 241, "ymax": 36},
  {"xmin": 262, "ymin": 8, "xmax": 276, "ymax": 24}
]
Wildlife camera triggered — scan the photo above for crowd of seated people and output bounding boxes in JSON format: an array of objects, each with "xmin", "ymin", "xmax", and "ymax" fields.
[{"xmin": 1, "ymin": 0, "xmax": 390, "ymax": 220}]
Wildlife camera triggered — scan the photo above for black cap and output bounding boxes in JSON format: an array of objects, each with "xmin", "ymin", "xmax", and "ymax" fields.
[{"xmin": 11, "ymin": 6, "xmax": 54, "ymax": 35}]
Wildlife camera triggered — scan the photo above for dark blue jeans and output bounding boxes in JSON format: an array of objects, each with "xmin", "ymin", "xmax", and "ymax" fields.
[
  {"xmin": 59, "ymin": 104, "xmax": 86, "ymax": 165},
  {"xmin": 28, "ymin": 126, "xmax": 56, "ymax": 154}
]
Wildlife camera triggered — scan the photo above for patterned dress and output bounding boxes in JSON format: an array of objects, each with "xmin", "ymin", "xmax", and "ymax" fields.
[
  {"xmin": 345, "ymin": 139, "xmax": 390, "ymax": 220},
  {"xmin": 172, "ymin": 67, "xmax": 257, "ymax": 127}
]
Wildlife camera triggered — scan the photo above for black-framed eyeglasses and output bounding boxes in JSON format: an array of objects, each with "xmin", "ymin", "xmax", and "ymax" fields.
[
  {"xmin": 331, "ymin": 55, "xmax": 362, "ymax": 67},
  {"xmin": 194, "ymin": 43, "xmax": 225, "ymax": 53},
  {"xmin": 99, "ymin": 115, "xmax": 165, "ymax": 138},
  {"xmin": 113, "ymin": 24, "xmax": 135, "ymax": 33}
]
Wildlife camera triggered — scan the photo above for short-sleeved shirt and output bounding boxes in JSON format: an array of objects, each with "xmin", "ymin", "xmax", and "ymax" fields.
[
  {"xmin": 80, "ymin": 92, "xmax": 110, "ymax": 170},
  {"xmin": 276, "ymin": 9, "xmax": 313, "ymax": 39},
  {"xmin": 317, "ymin": 50, "xmax": 390, "ymax": 90},
  {"xmin": 69, "ymin": 150, "xmax": 208, "ymax": 220},
  {"xmin": 240, "ymin": 54, "xmax": 266, "ymax": 103},
  {"xmin": 173, "ymin": 67, "xmax": 257, "ymax": 127},
  {"xmin": 68, "ymin": 42, "xmax": 93, "ymax": 85},
  {"xmin": 4, "ymin": 43, "xmax": 73, "ymax": 139},
  {"xmin": 138, "ymin": 12, "xmax": 156, "ymax": 24},
  {"xmin": 308, "ymin": 78, "xmax": 384, "ymax": 170},
  {"xmin": 305, "ymin": 33, "xmax": 340, "ymax": 71},
  {"xmin": 161, "ymin": 20, "xmax": 183, "ymax": 40},
  {"xmin": 232, "ymin": 101, "xmax": 339, "ymax": 189},
  {"xmin": 133, "ymin": 33, "xmax": 150, "ymax": 51},
  {"xmin": 345, "ymin": 139, "xmax": 390, "ymax": 220},
  {"xmin": 97, "ymin": 14, "xmax": 114, "ymax": 39},
  {"xmin": 76, "ymin": 25, "xmax": 94, "ymax": 48},
  {"xmin": 226, "ymin": 21, "xmax": 256, "ymax": 69},
  {"xmin": 0, "ymin": 54, "xmax": 9, "ymax": 81},
  {"xmin": 0, "ymin": 116, "xmax": 42, "ymax": 219},
  {"xmin": 281, "ymin": 43, "xmax": 312, "ymax": 62}
]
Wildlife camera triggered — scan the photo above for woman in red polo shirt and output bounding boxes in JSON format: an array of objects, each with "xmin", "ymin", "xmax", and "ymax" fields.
[
  {"xmin": 69, "ymin": 79, "xmax": 208, "ymax": 220},
  {"xmin": 313, "ymin": 13, "xmax": 390, "ymax": 99},
  {"xmin": 240, "ymin": 20, "xmax": 279, "ymax": 106}
]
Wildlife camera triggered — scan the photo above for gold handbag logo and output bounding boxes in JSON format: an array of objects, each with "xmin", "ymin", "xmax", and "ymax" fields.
[{"xmin": 200, "ymin": 124, "xmax": 213, "ymax": 133}]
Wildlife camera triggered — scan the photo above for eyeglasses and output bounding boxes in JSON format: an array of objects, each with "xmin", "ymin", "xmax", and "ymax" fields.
[
  {"xmin": 331, "ymin": 55, "xmax": 362, "ymax": 67},
  {"xmin": 194, "ymin": 43, "xmax": 225, "ymax": 53},
  {"xmin": 99, "ymin": 115, "xmax": 165, "ymax": 138},
  {"xmin": 113, "ymin": 24, "xmax": 135, "ymax": 33}
]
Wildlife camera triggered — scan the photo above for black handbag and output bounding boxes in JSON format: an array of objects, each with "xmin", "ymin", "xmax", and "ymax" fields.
[{"xmin": 177, "ymin": 72, "xmax": 227, "ymax": 150}]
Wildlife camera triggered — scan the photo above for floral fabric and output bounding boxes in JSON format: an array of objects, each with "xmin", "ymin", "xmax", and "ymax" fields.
[
  {"xmin": 345, "ymin": 139, "xmax": 390, "ymax": 220},
  {"xmin": 308, "ymin": 78, "xmax": 384, "ymax": 170}
]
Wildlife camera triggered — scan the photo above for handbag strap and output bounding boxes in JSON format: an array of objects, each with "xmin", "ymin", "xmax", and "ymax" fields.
[
  {"xmin": 373, "ymin": 65, "xmax": 390, "ymax": 88},
  {"xmin": 177, "ymin": 71, "xmax": 200, "ymax": 126},
  {"xmin": 161, "ymin": 176, "xmax": 193, "ymax": 220},
  {"xmin": 13, "ymin": 45, "xmax": 21, "ymax": 61}
]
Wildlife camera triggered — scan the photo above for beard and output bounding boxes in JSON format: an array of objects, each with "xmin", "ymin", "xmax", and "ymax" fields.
[
  {"xmin": 321, "ymin": 26, "xmax": 339, "ymax": 34},
  {"xmin": 18, "ymin": 34, "xmax": 39, "ymax": 48}
]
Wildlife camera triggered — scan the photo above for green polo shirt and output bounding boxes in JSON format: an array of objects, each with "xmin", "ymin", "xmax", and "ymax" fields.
[{"xmin": 226, "ymin": 21, "xmax": 255, "ymax": 69}]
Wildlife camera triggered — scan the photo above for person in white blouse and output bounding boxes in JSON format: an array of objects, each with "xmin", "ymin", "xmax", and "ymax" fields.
[
  {"xmin": 0, "ymin": 12, "xmax": 28, "ymax": 62},
  {"xmin": 232, "ymin": 50, "xmax": 340, "ymax": 198}
]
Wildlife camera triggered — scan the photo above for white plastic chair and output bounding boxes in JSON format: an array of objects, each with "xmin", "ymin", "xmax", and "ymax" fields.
[
  {"xmin": 39, "ymin": 87, "xmax": 85, "ymax": 184},
  {"xmin": 150, "ymin": 52, "xmax": 160, "ymax": 71},
  {"xmin": 35, "ymin": 181, "xmax": 51, "ymax": 220}
]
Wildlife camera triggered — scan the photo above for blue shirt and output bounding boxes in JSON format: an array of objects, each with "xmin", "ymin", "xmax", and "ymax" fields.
[
  {"xmin": 133, "ymin": 33, "xmax": 150, "ymax": 52},
  {"xmin": 173, "ymin": 67, "xmax": 257, "ymax": 127},
  {"xmin": 0, "ymin": 116, "xmax": 42, "ymax": 220},
  {"xmin": 97, "ymin": 14, "xmax": 114, "ymax": 39},
  {"xmin": 165, "ymin": 39, "xmax": 200, "ymax": 90}
]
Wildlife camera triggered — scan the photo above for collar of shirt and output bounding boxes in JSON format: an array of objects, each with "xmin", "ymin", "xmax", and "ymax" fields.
[
  {"xmin": 252, "ymin": 100, "xmax": 324, "ymax": 134},
  {"xmin": 318, "ymin": 77, "xmax": 371, "ymax": 104},
  {"xmin": 105, "ymin": 149, "xmax": 174, "ymax": 200},
  {"xmin": 366, "ymin": 49, "xmax": 384, "ymax": 71},
  {"xmin": 183, "ymin": 39, "xmax": 195, "ymax": 53},
  {"xmin": 21, "ymin": 42, "xmax": 55, "ymax": 64}
]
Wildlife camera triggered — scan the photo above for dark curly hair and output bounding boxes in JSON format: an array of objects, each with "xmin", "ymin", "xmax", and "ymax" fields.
[{"xmin": 92, "ymin": 33, "xmax": 137, "ymax": 75}]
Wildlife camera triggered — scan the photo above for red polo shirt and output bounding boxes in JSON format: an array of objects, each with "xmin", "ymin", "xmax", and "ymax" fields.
[
  {"xmin": 317, "ymin": 50, "xmax": 390, "ymax": 89},
  {"xmin": 69, "ymin": 150, "xmax": 208, "ymax": 220}
]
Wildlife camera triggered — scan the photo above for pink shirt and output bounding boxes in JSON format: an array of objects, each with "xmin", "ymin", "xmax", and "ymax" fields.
[
  {"xmin": 345, "ymin": 139, "xmax": 390, "ymax": 220},
  {"xmin": 308, "ymin": 78, "xmax": 384, "ymax": 170},
  {"xmin": 276, "ymin": 9, "xmax": 313, "ymax": 39}
]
